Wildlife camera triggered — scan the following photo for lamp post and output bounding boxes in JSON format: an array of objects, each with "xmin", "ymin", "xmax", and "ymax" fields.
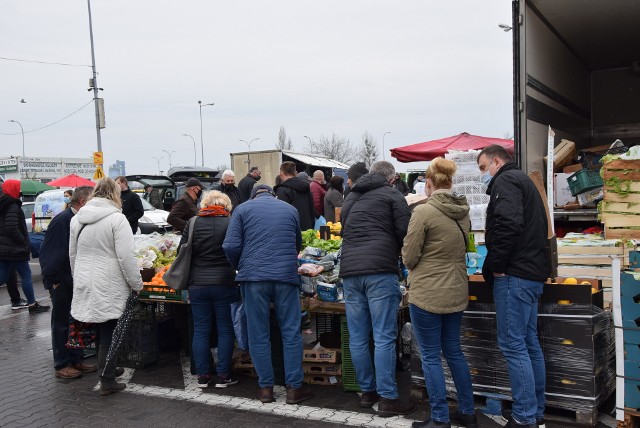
[
  {"xmin": 303, "ymin": 135, "xmax": 312, "ymax": 146},
  {"xmin": 162, "ymin": 150, "xmax": 176, "ymax": 170},
  {"xmin": 182, "ymin": 134, "xmax": 197, "ymax": 165},
  {"xmin": 198, "ymin": 100, "xmax": 214, "ymax": 167},
  {"xmin": 152, "ymin": 156, "xmax": 163, "ymax": 174},
  {"xmin": 382, "ymin": 131, "xmax": 391, "ymax": 161},
  {"xmin": 86, "ymin": 0, "xmax": 102, "ymax": 156},
  {"xmin": 8, "ymin": 120, "xmax": 25, "ymax": 157},
  {"xmin": 239, "ymin": 138, "xmax": 260, "ymax": 173}
]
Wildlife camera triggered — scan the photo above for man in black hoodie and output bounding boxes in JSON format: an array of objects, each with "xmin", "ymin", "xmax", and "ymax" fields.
[
  {"xmin": 115, "ymin": 176, "xmax": 144, "ymax": 234},
  {"xmin": 274, "ymin": 161, "xmax": 315, "ymax": 231},
  {"xmin": 477, "ymin": 144, "xmax": 548, "ymax": 428}
]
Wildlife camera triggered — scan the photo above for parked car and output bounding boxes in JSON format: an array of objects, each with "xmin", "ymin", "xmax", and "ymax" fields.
[
  {"xmin": 21, "ymin": 201, "xmax": 35, "ymax": 233},
  {"xmin": 136, "ymin": 193, "xmax": 172, "ymax": 234},
  {"xmin": 125, "ymin": 175, "xmax": 177, "ymax": 211},
  {"xmin": 33, "ymin": 189, "xmax": 67, "ymax": 232}
]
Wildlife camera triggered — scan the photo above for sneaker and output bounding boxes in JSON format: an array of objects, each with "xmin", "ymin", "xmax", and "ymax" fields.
[
  {"xmin": 28, "ymin": 302, "xmax": 51, "ymax": 314},
  {"xmin": 377, "ymin": 397, "xmax": 417, "ymax": 417},
  {"xmin": 197, "ymin": 375, "xmax": 212, "ymax": 388},
  {"xmin": 412, "ymin": 419, "xmax": 451, "ymax": 428},
  {"xmin": 450, "ymin": 410, "xmax": 478, "ymax": 428},
  {"xmin": 55, "ymin": 366, "xmax": 82, "ymax": 379},
  {"xmin": 502, "ymin": 410, "xmax": 545, "ymax": 428},
  {"xmin": 215, "ymin": 375, "xmax": 238, "ymax": 388},
  {"xmin": 359, "ymin": 390, "xmax": 380, "ymax": 408},
  {"xmin": 11, "ymin": 299, "xmax": 28, "ymax": 310},
  {"xmin": 504, "ymin": 418, "xmax": 537, "ymax": 428}
]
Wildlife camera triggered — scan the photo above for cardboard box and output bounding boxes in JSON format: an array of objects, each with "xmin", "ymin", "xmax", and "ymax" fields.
[
  {"xmin": 554, "ymin": 173, "xmax": 576, "ymax": 207},
  {"xmin": 545, "ymin": 139, "xmax": 576, "ymax": 171},
  {"xmin": 303, "ymin": 374, "xmax": 341, "ymax": 385},
  {"xmin": 303, "ymin": 362, "xmax": 342, "ymax": 376},
  {"xmin": 563, "ymin": 163, "xmax": 582, "ymax": 174},
  {"xmin": 303, "ymin": 346, "xmax": 340, "ymax": 363}
]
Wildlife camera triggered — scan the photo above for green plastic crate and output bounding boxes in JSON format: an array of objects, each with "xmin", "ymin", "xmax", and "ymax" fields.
[
  {"xmin": 341, "ymin": 317, "xmax": 361, "ymax": 392},
  {"xmin": 567, "ymin": 169, "xmax": 603, "ymax": 196}
]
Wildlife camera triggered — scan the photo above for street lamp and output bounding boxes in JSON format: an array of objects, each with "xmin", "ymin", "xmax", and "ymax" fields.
[
  {"xmin": 182, "ymin": 133, "xmax": 197, "ymax": 165},
  {"xmin": 8, "ymin": 120, "xmax": 25, "ymax": 157},
  {"xmin": 498, "ymin": 23, "xmax": 512, "ymax": 32},
  {"xmin": 198, "ymin": 100, "xmax": 214, "ymax": 167},
  {"xmin": 239, "ymin": 138, "xmax": 260, "ymax": 173},
  {"xmin": 152, "ymin": 156, "xmax": 164, "ymax": 174},
  {"xmin": 382, "ymin": 131, "xmax": 391, "ymax": 161},
  {"xmin": 303, "ymin": 135, "xmax": 312, "ymax": 146},
  {"xmin": 162, "ymin": 150, "xmax": 176, "ymax": 170}
]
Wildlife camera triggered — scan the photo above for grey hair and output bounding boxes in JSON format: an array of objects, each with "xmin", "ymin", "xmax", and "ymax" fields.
[
  {"xmin": 370, "ymin": 160, "xmax": 396, "ymax": 181},
  {"xmin": 70, "ymin": 186, "xmax": 93, "ymax": 205},
  {"xmin": 221, "ymin": 169, "xmax": 235, "ymax": 179},
  {"xmin": 200, "ymin": 190, "xmax": 233, "ymax": 211}
]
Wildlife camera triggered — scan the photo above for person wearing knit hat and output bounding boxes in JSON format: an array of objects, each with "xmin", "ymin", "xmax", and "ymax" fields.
[
  {"xmin": 347, "ymin": 162, "xmax": 369, "ymax": 188},
  {"xmin": 0, "ymin": 180, "xmax": 50, "ymax": 313}
]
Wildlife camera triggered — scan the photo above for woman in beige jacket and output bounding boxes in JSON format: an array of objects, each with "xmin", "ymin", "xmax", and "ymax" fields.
[{"xmin": 401, "ymin": 157, "xmax": 476, "ymax": 428}]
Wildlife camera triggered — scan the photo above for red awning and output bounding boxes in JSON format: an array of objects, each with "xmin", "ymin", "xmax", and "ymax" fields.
[
  {"xmin": 47, "ymin": 174, "xmax": 96, "ymax": 187},
  {"xmin": 390, "ymin": 132, "xmax": 514, "ymax": 162}
]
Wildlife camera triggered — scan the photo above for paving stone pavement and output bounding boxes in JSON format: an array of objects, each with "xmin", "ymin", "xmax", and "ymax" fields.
[{"xmin": 0, "ymin": 263, "xmax": 616, "ymax": 427}]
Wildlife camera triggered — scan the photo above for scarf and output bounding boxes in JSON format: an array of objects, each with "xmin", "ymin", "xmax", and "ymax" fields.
[{"xmin": 198, "ymin": 205, "xmax": 230, "ymax": 217}]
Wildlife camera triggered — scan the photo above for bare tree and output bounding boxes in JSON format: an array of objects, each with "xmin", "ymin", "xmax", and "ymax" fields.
[
  {"xmin": 306, "ymin": 133, "xmax": 356, "ymax": 164},
  {"xmin": 359, "ymin": 131, "xmax": 378, "ymax": 168},
  {"xmin": 216, "ymin": 163, "xmax": 229, "ymax": 171},
  {"xmin": 276, "ymin": 126, "xmax": 294, "ymax": 150}
]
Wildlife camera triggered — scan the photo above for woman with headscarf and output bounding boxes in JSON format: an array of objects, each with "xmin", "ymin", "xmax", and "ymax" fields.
[
  {"xmin": 401, "ymin": 157, "xmax": 476, "ymax": 428},
  {"xmin": 69, "ymin": 177, "xmax": 143, "ymax": 395},
  {"xmin": 323, "ymin": 175, "xmax": 344, "ymax": 223},
  {"xmin": 181, "ymin": 190, "xmax": 239, "ymax": 389}
]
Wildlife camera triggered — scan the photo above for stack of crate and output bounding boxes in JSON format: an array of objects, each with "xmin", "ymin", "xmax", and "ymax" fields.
[
  {"xmin": 601, "ymin": 159, "xmax": 640, "ymax": 239},
  {"xmin": 618, "ymin": 256, "xmax": 640, "ymax": 419},
  {"xmin": 445, "ymin": 149, "xmax": 489, "ymax": 231}
]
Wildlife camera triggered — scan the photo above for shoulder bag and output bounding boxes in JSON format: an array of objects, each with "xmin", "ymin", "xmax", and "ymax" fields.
[{"xmin": 164, "ymin": 216, "xmax": 197, "ymax": 290}]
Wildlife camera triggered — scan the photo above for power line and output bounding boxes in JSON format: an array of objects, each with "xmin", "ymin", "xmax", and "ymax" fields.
[
  {"xmin": 0, "ymin": 56, "xmax": 91, "ymax": 68},
  {"xmin": 1, "ymin": 100, "xmax": 95, "ymax": 136}
]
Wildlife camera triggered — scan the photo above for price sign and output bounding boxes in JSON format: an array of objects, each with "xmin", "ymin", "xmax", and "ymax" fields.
[{"xmin": 93, "ymin": 151, "xmax": 103, "ymax": 165}]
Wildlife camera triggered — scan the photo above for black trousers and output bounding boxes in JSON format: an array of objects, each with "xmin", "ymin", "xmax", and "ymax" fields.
[
  {"xmin": 49, "ymin": 282, "xmax": 83, "ymax": 370},
  {"xmin": 7, "ymin": 268, "xmax": 22, "ymax": 303}
]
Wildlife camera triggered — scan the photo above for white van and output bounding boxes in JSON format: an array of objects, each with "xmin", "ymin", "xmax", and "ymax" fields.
[{"xmin": 33, "ymin": 189, "xmax": 67, "ymax": 232}]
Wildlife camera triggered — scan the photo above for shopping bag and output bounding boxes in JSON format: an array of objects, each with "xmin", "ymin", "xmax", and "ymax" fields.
[
  {"xmin": 230, "ymin": 301, "xmax": 248, "ymax": 351},
  {"xmin": 65, "ymin": 318, "xmax": 97, "ymax": 350},
  {"xmin": 164, "ymin": 217, "xmax": 197, "ymax": 290},
  {"xmin": 314, "ymin": 215, "xmax": 326, "ymax": 230}
]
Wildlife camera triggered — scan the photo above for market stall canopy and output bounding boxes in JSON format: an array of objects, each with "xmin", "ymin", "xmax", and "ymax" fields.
[
  {"xmin": 283, "ymin": 151, "xmax": 350, "ymax": 169},
  {"xmin": 390, "ymin": 132, "xmax": 515, "ymax": 162},
  {"xmin": 47, "ymin": 174, "xmax": 95, "ymax": 187},
  {"xmin": 20, "ymin": 180, "xmax": 55, "ymax": 195}
]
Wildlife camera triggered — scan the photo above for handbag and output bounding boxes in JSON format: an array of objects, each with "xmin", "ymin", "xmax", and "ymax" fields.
[
  {"xmin": 164, "ymin": 216, "xmax": 197, "ymax": 290},
  {"xmin": 66, "ymin": 318, "xmax": 97, "ymax": 350}
]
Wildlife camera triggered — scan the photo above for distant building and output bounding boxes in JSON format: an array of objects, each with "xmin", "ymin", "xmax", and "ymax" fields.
[
  {"xmin": 108, "ymin": 160, "xmax": 126, "ymax": 178},
  {"xmin": 0, "ymin": 156, "xmax": 94, "ymax": 182}
]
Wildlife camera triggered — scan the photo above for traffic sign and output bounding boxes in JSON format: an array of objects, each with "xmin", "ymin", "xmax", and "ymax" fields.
[
  {"xmin": 93, "ymin": 151, "xmax": 103, "ymax": 165},
  {"xmin": 93, "ymin": 165, "xmax": 105, "ymax": 180}
]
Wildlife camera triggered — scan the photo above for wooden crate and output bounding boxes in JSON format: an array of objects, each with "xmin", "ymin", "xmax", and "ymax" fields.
[{"xmin": 602, "ymin": 159, "xmax": 640, "ymax": 238}]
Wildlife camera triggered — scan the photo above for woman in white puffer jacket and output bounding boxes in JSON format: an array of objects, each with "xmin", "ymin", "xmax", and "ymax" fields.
[{"xmin": 70, "ymin": 177, "xmax": 143, "ymax": 395}]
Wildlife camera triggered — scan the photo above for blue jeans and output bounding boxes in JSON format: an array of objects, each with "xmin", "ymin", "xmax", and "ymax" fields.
[
  {"xmin": 494, "ymin": 275, "xmax": 545, "ymax": 425},
  {"xmin": 0, "ymin": 260, "xmax": 36, "ymax": 304},
  {"xmin": 240, "ymin": 281, "xmax": 303, "ymax": 388},
  {"xmin": 49, "ymin": 283, "xmax": 83, "ymax": 369},
  {"xmin": 190, "ymin": 286, "xmax": 239, "ymax": 377},
  {"xmin": 410, "ymin": 305, "xmax": 474, "ymax": 422},
  {"xmin": 343, "ymin": 273, "xmax": 401, "ymax": 399}
]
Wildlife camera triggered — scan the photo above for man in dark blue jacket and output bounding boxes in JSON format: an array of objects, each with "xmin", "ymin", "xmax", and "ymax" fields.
[
  {"xmin": 477, "ymin": 145, "xmax": 549, "ymax": 428},
  {"xmin": 223, "ymin": 184, "xmax": 311, "ymax": 406},
  {"xmin": 39, "ymin": 186, "xmax": 96, "ymax": 379}
]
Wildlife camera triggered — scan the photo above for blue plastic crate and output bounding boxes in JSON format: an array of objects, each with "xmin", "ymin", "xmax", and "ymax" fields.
[{"xmin": 625, "ymin": 377, "xmax": 640, "ymax": 410}]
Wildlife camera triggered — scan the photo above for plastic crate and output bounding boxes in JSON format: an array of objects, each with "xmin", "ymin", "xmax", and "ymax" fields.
[
  {"xmin": 567, "ymin": 169, "xmax": 604, "ymax": 196},
  {"xmin": 341, "ymin": 317, "xmax": 361, "ymax": 392},
  {"xmin": 117, "ymin": 303, "xmax": 158, "ymax": 368},
  {"xmin": 139, "ymin": 285, "xmax": 188, "ymax": 302}
]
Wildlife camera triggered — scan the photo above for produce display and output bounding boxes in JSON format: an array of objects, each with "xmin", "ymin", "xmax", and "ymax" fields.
[
  {"xmin": 135, "ymin": 233, "xmax": 181, "ymax": 270},
  {"xmin": 301, "ymin": 229, "xmax": 342, "ymax": 252}
]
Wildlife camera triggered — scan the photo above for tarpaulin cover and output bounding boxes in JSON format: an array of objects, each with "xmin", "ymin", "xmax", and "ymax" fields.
[{"xmin": 390, "ymin": 132, "xmax": 514, "ymax": 162}]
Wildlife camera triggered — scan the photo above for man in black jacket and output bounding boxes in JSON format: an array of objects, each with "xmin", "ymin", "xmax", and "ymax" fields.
[
  {"xmin": 217, "ymin": 170, "xmax": 242, "ymax": 211},
  {"xmin": 238, "ymin": 166, "xmax": 261, "ymax": 203},
  {"xmin": 274, "ymin": 161, "xmax": 315, "ymax": 231},
  {"xmin": 0, "ymin": 180, "xmax": 49, "ymax": 313},
  {"xmin": 115, "ymin": 176, "xmax": 144, "ymax": 234},
  {"xmin": 477, "ymin": 145, "xmax": 549, "ymax": 428},
  {"xmin": 39, "ymin": 186, "xmax": 96, "ymax": 379},
  {"xmin": 339, "ymin": 161, "xmax": 414, "ymax": 417}
]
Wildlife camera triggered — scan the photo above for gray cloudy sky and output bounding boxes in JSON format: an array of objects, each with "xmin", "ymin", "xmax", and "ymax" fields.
[{"xmin": 1, "ymin": 1, "xmax": 513, "ymax": 174}]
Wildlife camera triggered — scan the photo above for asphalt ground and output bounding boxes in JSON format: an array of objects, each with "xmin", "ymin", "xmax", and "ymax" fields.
[{"xmin": 0, "ymin": 262, "xmax": 617, "ymax": 428}]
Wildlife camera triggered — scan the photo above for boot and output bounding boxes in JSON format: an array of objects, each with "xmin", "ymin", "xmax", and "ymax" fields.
[{"xmin": 98, "ymin": 345, "xmax": 126, "ymax": 396}]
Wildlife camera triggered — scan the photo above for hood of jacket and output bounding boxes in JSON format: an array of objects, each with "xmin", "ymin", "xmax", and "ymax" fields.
[
  {"xmin": 0, "ymin": 194, "xmax": 21, "ymax": 213},
  {"xmin": 276, "ymin": 176, "xmax": 311, "ymax": 193},
  {"xmin": 428, "ymin": 191, "xmax": 470, "ymax": 221},
  {"xmin": 75, "ymin": 197, "xmax": 121, "ymax": 225},
  {"xmin": 350, "ymin": 173, "xmax": 390, "ymax": 193},
  {"xmin": 2, "ymin": 180, "xmax": 21, "ymax": 199}
]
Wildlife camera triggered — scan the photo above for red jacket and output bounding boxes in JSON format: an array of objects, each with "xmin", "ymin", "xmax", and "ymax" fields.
[{"xmin": 310, "ymin": 181, "xmax": 327, "ymax": 217}]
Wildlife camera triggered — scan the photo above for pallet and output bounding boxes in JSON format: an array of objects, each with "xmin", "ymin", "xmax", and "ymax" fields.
[{"xmin": 618, "ymin": 408, "xmax": 640, "ymax": 428}]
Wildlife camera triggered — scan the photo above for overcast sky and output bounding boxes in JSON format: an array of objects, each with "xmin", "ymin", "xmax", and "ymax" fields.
[{"xmin": 1, "ymin": 1, "xmax": 514, "ymax": 175}]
